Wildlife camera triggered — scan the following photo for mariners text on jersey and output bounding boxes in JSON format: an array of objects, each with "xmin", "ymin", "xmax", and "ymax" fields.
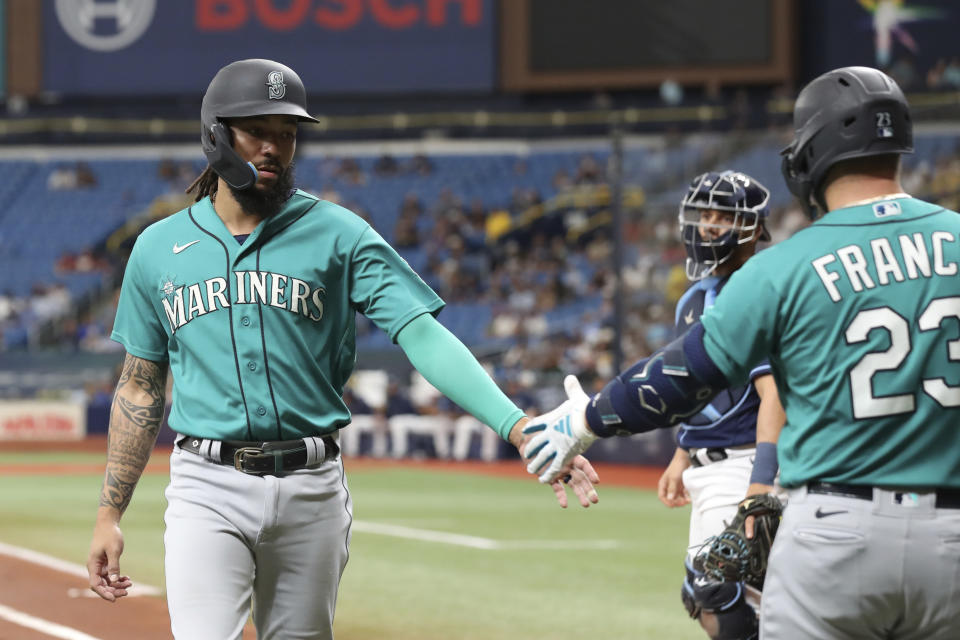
[
  {"xmin": 161, "ymin": 271, "xmax": 325, "ymax": 332},
  {"xmin": 811, "ymin": 229, "xmax": 958, "ymax": 303}
]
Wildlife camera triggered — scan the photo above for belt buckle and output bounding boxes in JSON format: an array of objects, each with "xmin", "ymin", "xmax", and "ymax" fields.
[{"xmin": 233, "ymin": 446, "xmax": 264, "ymax": 474}]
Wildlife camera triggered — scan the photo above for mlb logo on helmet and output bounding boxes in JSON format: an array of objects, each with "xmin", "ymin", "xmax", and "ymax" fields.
[{"xmin": 267, "ymin": 71, "xmax": 286, "ymax": 100}]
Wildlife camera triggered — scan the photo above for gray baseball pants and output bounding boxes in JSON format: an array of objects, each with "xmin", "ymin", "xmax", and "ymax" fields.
[
  {"xmin": 761, "ymin": 485, "xmax": 960, "ymax": 639},
  {"xmin": 164, "ymin": 442, "xmax": 353, "ymax": 639}
]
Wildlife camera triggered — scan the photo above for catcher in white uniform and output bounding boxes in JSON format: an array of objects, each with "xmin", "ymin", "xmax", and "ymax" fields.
[{"xmin": 656, "ymin": 170, "xmax": 785, "ymax": 640}]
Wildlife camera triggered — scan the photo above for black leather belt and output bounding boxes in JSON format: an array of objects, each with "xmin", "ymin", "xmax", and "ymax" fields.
[
  {"xmin": 808, "ymin": 481, "xmax": 960, "ymax": 509},
  {"xmin": 179, "ymin": 436, "xmax": 339, "ymax": 475},
  {"xmin": 689, "ymin": 447, "xmax": 728, "ymax": 468}
]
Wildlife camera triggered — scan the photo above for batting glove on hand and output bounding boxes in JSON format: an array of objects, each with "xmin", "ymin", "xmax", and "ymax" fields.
[{"xmin": 522, "ymin": 375, "xmax": 598, "ymax": 484}]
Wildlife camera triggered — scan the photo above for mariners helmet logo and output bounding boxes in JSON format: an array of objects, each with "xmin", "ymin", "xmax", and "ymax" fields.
[{"xmin": 266, "ymin": 71, "xmax": 286, "ymax": 100}]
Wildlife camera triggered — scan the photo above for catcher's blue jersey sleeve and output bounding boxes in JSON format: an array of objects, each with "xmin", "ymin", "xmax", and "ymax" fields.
[{"xmin": 675, "ymin": 275, "xmax": 772, "ymax": 449}]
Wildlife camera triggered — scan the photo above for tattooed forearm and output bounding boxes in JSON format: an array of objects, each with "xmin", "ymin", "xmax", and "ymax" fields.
[
  {"xmin": 115, "ymin": 395, "xmax": 165, "ymax": 429},
  {"xmin": 99, "ymin": 353, "xmax": 168, "ymax": 514},
  {"xmin": 100, "ymin": 468, "xmax": 138, "ymax": 511}
]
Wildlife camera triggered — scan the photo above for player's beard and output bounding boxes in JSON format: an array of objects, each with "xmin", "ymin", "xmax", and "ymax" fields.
[{"xmin": 227, "ymin": 161, "xmax": 296, "ymax": 219}]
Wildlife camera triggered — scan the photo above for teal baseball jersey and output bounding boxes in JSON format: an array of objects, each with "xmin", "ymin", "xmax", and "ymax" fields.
[
  {"xmin": 111, "ymin": 190, "xmax": 443, "ymax": 441},
  {"xmin": 701, "ymin": 196, "xmax": 960, "ymax": 489}
]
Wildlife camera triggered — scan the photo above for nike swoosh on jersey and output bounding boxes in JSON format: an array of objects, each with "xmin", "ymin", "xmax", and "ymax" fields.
[
  {"xmin": 814, "ymin": 507, "xmax": 847, "ymax": 519},
  {"xmin": 172, "ymin": 240, "xmax": 201, "ymax": 254},
  {"xmin": 684, "ymin": 309, "xmax": 695, "ymax": 324}
]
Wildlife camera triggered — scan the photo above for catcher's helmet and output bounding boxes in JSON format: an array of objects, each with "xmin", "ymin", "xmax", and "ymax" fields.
[
  {"xmin": 679, "ymin": 170, "xmax": 770, "ymax": 281},
  {"xmin": 201, "ymin": 59, "xmax": 318, "ymax": 190},
  {"xmin": 780, "ymin": 66, "xmax": 913, "ymax": 219}
]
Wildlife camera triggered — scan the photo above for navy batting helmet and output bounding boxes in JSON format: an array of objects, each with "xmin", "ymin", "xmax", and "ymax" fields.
[
  {"xmin": 780, "ymin": 66, "xmax": 913, "ymax": 219},
  {"xmin": 679, "ymin": 170, "xmax": 770, "ymax": 281},
  {"xmin": 201, "ymin": 59, "xmax": 318, "ymax": 190}
]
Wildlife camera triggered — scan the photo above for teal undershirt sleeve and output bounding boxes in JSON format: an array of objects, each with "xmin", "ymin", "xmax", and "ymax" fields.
[{"xmin": 396, "ymin": 313, "xmax": 524, "ymax": 441}]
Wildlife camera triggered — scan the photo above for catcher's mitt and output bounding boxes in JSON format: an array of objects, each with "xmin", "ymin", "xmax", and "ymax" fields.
[{"xmin": 701, "ymin": 493, "xmax": 783, "ymax": 590}]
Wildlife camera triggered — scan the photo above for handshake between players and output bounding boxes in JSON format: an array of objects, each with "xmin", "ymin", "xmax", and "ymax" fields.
[{"xmin": 522, "ymin": 375, "xmax": 598, "ymax": 484}]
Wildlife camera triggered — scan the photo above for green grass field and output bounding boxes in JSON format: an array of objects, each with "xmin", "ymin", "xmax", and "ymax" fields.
[{"xmin": 0, "ymin": 453, "xmax": 702, "ymax": 639}]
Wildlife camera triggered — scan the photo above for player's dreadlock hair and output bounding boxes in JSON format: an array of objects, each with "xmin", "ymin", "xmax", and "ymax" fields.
[{"xmin": 186, "ymin": 165, "xmax": 219, "ymax": 202}]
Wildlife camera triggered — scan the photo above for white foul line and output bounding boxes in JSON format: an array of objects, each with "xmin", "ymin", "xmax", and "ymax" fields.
[
  {"xmin": 0, "ymin": 540, "xmax": 162, "ymax": 597},
  {"xmin": 0, "ymin": 603, "xmax": 104, "ymax": 640},
  {"xmin": 352, "ymin": 521, "xmax": 620, "ymax": 550}
]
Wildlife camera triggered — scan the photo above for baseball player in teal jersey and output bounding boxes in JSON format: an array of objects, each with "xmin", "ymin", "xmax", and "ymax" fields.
[
  {"xmin": 85, "ymin": 59, "xmax": 598, "ymax": 640},
  {"xmin": 522, "ymin": 66, "xmax": 960, "ymax": 639}
]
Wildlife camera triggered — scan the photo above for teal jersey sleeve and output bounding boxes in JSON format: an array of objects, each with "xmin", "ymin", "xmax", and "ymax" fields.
[
  {"xmin": 111, "ymin": 236, "xmax": 170, "ymax": 363},
  {"xmin": 349, "ymin": 226, "xmax": 444, "ymax": 341},
  {"xmin": 700, "ymin": 252, "xmax": 781, "ymax": 387},
  {"xmin": 396, "ymin": 313, "xmax": 524, "ymax": 440}
]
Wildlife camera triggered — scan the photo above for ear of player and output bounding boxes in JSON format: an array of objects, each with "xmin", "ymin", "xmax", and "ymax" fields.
[{"xmin": 522, "ymin": 375, "xmax": 598, "ymax": 483}]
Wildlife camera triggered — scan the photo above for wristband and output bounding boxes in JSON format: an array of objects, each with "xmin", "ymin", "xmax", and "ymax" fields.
[{"xmin": 749, "ymin": 442, "xmax": 778, "ymax": 486}]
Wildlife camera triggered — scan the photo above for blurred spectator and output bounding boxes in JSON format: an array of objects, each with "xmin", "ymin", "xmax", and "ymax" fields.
[
  {"xmin": 47, "ymin": 164, "xmax": 79, "ymax": 190},
  {"xmin": 386, "ymin": 376, "xmax": 451, "ymax": 459},
  {"xmin": 340, "ymin": 386, "xmax": 389, "ymax": 458},
  {"xmin": 335, "ymin": 158, "xmax": 365, "ymax": 185},
  {"xmin": 394, "ymin": 193, "xmax": 424, "ymax": 248},
  {"xmin": 85, "ymin": 379, "xmax": 114, "ymax": 409},
  {"xmin": 0, "ymin": 290, "xmax": 21, "ymax": 322},
  {"xmin": 943, "ymin": 58, "xmax": 960, "ymax": 88},
  {"xmin": 926, "ymin": 58, "xmax": 947, "ymax": 89},
  {"xmin": 158, "ymin": 159, "xmax": 196, "ymax": 188},
  {"xmin": 575, "ymin": 155, "xmax": 602, "ymax": 184},
  {"xmin": 55, "ymin": 247, "xmax": 110, "ymax": 275},
  {"xmin": 158, "ymin": 158, "xmax": 179, "ymax": 182},
  {"xmin": 393, "ymin": 212, "xmax": 419, "ymax": 248},
  {"xmin": 408, "ymin": 153, "xmax": 433, "ymax": 176},
  {"xmin": 485, "ymin": 208, "xmax": 512, "ymax": 242},
  {"xmin": 374, "ymin": 153, "xmax": 399, "ymax": 177},
  {"xmin": 76, "ymin": 162, "xmax": 97, "ymax": 188},
  {"xmin": 886, "ymin": 53, "xmax": 919, "ymax": 91},
  {"xmin": 47, "ymin": 161, "xmax": 98, "ymax": 190},
  {"xmin": 384, "ymin": 378, "xmax": 415, "ymax": 418}
]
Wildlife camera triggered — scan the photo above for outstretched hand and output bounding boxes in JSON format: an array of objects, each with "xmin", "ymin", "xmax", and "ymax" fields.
[
  {"xmin": 521, "ymin": 375, "xmax": 599, "ymax": 484},
  {"xmin": 510, "ymin": 404, "xmax": 600, "ymax": 508},
  {"xmin": 547, "ymin": 455, "xmax": 600, "ymax": 508}
]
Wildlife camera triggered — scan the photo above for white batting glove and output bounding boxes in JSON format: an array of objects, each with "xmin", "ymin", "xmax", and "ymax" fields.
[{"xmin": 522, "ymin": 375, "xmax": 598, "ymax": 484}]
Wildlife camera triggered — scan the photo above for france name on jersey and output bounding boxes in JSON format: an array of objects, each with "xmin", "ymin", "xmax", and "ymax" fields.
[
  {"xmin": 674, "ymin": 276, "xmax": 770, "ymax": 449},
  {"xmin": 701, "ymin": 196, "xmax": 960, "ymax": 489},
  {"xmin": 111, "ymin": 190, "xmax": 443, "ymax": 442}
]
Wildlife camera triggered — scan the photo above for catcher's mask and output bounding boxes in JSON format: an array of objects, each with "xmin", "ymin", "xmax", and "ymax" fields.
[
  {"xmin": 200, "ymin": 59, "xmax": 318, "ymax": 190},
  {"xmin": 679, "ymin": 170, "xmax": 770, "ymax": 281},
  {"xmin": 780, "ymin": 66, "xmax": 913, "ymax": 220}
]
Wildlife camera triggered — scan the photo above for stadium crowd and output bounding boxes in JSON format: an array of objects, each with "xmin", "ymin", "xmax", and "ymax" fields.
[{"xmin": 3, "ymin": 131, "xmax": 960, "ymax": 459}]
